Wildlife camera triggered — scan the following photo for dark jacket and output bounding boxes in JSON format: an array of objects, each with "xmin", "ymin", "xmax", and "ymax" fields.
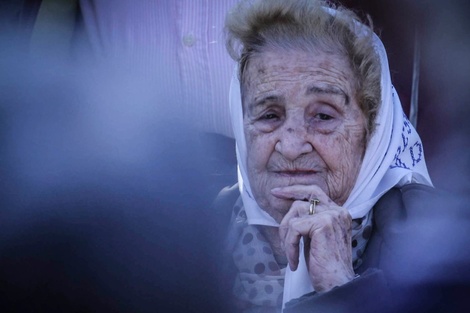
[{"xmin": 214, "ymin": 183, "xmax": 470, "ymax": 313}]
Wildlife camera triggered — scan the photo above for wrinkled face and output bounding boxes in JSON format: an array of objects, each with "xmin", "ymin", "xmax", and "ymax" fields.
[{"xmin": 243, "ymin": 49, "xmax": 367, "ymax": 223}]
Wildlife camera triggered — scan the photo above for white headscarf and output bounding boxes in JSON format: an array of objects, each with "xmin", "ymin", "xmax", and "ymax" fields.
[{"xmin": 229, "ymin": 16, "xmax": 432, "ymax": 307}]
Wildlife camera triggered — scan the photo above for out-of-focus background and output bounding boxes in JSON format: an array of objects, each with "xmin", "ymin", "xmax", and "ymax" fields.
[{"xmin": 0, "ymin": 0, "xmax": 469, "ymax": 312}]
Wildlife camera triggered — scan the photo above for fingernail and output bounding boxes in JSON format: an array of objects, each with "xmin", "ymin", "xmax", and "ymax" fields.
[{"xmin": 289, "ymin": 262, "xmax": 298, "ymax": 272}]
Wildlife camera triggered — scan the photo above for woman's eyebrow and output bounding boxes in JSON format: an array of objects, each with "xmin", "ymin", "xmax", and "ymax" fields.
[
  {"xmin": 305, "ymin": 84, "xmax": 350, "ymax": 105},
  {"xmin": 252, "ymin": 94, "xmax": 285, "ymax": 108}
]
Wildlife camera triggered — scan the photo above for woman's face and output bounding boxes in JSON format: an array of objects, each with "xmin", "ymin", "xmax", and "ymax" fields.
[{"xmin": 243, "ymin": 49, "xmax": 367, "ymax": 223}]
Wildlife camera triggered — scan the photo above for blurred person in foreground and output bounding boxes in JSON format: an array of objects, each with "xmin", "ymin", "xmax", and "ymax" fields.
[
  {"xmin": 0, "ymin": 51, "xmax": 226, "ymax": 312},
  {"xmin": 214, "ymin": 0, "xmax": 470, "ymax": 312}
]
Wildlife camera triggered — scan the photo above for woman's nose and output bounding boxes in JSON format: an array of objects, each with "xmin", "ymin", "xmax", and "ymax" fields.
[{"xmin": 274, "ymin": 123, "xmax": 313, "ymax": 161}]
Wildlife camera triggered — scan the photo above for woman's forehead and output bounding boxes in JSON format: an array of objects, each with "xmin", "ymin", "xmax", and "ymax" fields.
[{"xmin": 243, "ymin": 49, "xmax": 355, "ymax": 100}]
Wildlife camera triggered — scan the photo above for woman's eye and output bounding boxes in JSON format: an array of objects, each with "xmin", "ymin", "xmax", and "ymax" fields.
[
  {"xmin": 262, "ymin": 113, "xmax": 279, "ymax": 120},
  {"xmin": 315, "ymin": 113, "xmax": 333, "ymax": 121}
]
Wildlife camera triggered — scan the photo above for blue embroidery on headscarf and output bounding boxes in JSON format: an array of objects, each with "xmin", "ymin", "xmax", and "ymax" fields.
[
  {"xmin": 410, "ymin": 141, "xmax": 423, "ymax": 167},
  {"xmin": 390, "ymin": 113, "xmax": 423, "ymax": 169},
  {"xmin": 389, "ymin": 91, "xmax": 420, "ymax": 169},
  {"xmin": 402, "ymin": 113, "xmax": 412, "ymax": 148},
  {"xmin": 391, "ymin": 146, "xmax": 410, "ymax": 169}
]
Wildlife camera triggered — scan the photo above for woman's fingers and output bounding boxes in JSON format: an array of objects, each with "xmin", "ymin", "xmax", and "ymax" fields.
[
  {"xmin": 278, "ymin": 185, "xmax": 337, "ymax": 270},
  {"xmin": 279, "ymin": 205, "xmax": 354, "ymax": 291},
  {"xmin": 282, "ymin": 218, "xmax": 302, "ymax": 271},
  {"xmin": 274, "ymin": 183, "xmax": 354, "ymax": 291},
  {"xmin": 279, "ymin": 199, "xmax": 327, "ymax": 250},
  {"xmin": 281, "ymin": 214, "xmax": 325, "ymax": 271}
]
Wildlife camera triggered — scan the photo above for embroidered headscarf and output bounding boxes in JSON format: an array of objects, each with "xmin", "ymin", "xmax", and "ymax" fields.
[{"xmin": 228, "ymin": 5, "xmax": 433, "ymax": 310}]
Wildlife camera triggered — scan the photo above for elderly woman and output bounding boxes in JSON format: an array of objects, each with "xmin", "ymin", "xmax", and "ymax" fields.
[{"xmin": 216, "ymin": 0, "xmax": 437, "ymax": 312}]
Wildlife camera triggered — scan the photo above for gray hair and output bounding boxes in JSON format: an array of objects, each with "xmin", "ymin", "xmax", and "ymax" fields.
[{"xmin": 225, "ymin": 0, "xmax": 381, "ymax": 137}]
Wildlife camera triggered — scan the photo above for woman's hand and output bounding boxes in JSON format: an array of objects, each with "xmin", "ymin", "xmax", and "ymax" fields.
[{"xmin": 271, "ymin": 185, "xmax": 355, "ymax": 292}]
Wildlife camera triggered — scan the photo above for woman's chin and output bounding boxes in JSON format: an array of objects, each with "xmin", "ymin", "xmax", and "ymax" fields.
[{"xmin": 259, "ymin": 197, "xmax": 292, "ymax": 223}]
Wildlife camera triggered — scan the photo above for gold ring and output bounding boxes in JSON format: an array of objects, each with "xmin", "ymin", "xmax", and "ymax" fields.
[{"xmin": 309, "ymin": 198, "xmax": 320, "ymax": 215}]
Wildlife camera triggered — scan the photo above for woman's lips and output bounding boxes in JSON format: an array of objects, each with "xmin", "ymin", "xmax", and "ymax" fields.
[{"xmin": 273, "ymin": 170, "xmax": 318, "ymax": 177}]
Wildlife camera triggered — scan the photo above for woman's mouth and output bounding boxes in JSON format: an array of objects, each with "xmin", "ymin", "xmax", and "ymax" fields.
[{"xmin": 273, "ymin": 169, "xmax": 319, "ymax": 177}]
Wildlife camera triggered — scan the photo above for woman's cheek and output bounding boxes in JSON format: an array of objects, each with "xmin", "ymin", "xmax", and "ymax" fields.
[
  {"xmin": 246, "ymin": 131, "xmax": 274, "ymax": 172},
  {"xmin": 318, "ymin": 128, "xmax": 364, "ymax": 204},
  {"xmin": 308, "ymin": 120, "xmax": 340, "ymax": 135}
]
